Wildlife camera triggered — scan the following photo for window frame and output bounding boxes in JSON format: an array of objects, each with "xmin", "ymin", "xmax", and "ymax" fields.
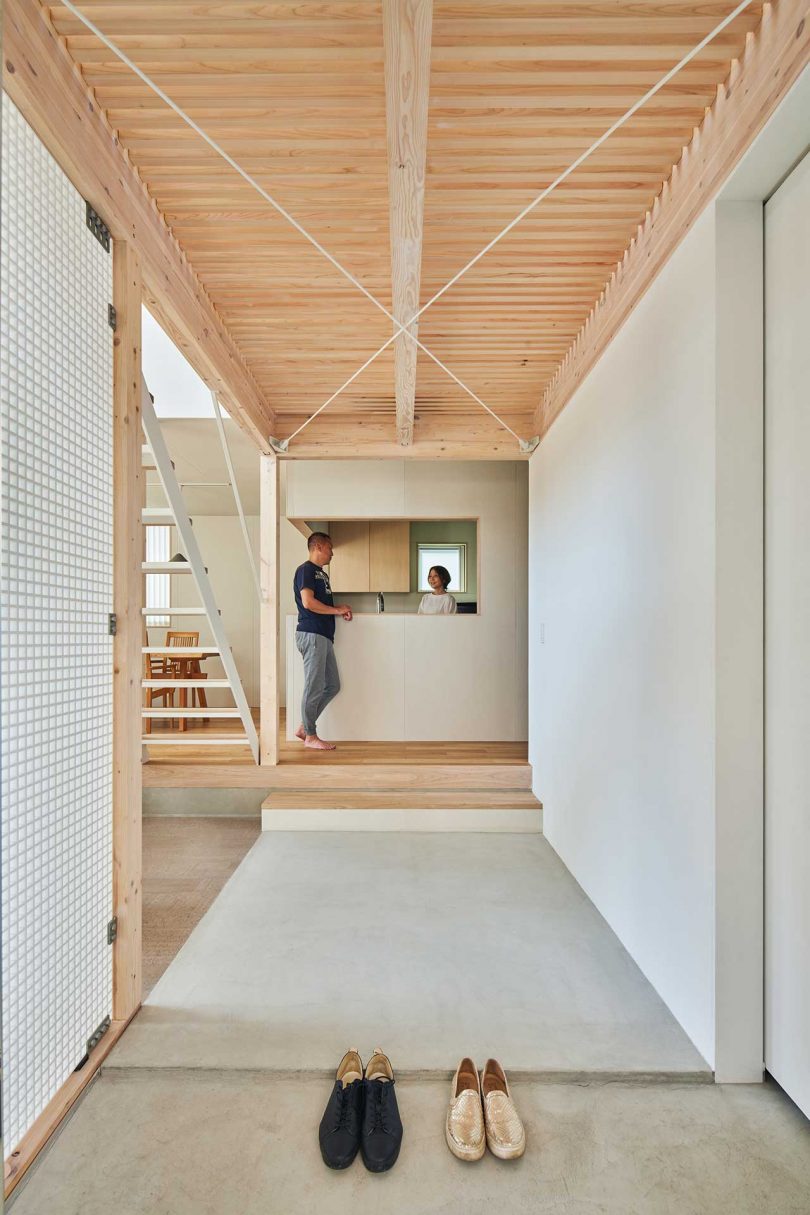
[
  {"xmin": 417, "ymin": 542, "xmax": 468, "ymax": 594},
  {"xmin": 144, "ymin": 524, "xmax": 171, "ymax": 627}
]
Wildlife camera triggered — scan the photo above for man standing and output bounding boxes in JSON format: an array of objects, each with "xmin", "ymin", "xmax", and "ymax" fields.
[{"xmin": 293, "ymin": 532, "xmax": 352, "ymax": 751}]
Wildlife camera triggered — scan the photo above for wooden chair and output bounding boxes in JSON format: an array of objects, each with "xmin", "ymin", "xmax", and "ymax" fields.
[
  {"xmin": 143, "ymin": 650, "xmax": 175, "ymax": 734},
  {"xmin": 165, "ymin": 629, "xmax": 208, "ymax": 730}
]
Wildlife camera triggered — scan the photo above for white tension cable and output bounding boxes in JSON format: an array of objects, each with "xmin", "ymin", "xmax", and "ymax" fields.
[
  {"xmin": 61, "ymin": 0, "xmax": 756, "ymax": 443},
  {"xmin": 61, "ymin": 0, "xmax": 522, "ymax": 440}
]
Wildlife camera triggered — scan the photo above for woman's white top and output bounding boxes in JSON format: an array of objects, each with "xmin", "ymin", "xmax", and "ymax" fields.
[{"xmin": 418, "ymin": 592, "xmax": 457, "ymax": 615}]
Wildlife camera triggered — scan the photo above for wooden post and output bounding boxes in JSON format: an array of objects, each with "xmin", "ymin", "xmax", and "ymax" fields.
[
  {"xmin": 112, "ymin": 241, "xmax": 143, "ymax": 1020},
  {"xmin": 383, "ymin": 0, "xmax": 433, "ymax": 446},
  {"xmin": 260, "ymin": 454, "xmax": 280, "ymax": 764}
]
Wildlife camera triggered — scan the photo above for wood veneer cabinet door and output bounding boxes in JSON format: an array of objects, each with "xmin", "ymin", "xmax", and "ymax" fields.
[
  {"xmin": 329, "ymin": 521, "xmax": 370, "ymax": 591},
  {"xmin": 369, "ymin": 520, "xmax": 410, "ymax": 591}
]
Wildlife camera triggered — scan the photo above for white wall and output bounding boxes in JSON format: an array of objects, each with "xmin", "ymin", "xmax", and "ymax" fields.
[
  {"xmin": 527, "ymin": 72, "xmax": 810, "ymax": 1076},
  {"xmin": 764, "ymin": 150, "xmax": 810, "ymax": 1118},
  {"xmin": 284, "ymin": 460, "xmax": 528, "ymax": 735},
  {"xmin": 529, "ymin": 209, "xmax": 718, "ymax": 1064}
]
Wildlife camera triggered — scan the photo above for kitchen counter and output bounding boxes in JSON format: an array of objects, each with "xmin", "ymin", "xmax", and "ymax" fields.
[{"xmin": 285, "ymin": 614, "xmax": 525, "ymax": 742}]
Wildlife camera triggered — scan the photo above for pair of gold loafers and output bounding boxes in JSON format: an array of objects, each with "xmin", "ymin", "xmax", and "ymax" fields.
[{"xmin": 445, "ymin": 1058, "xmax": 526, "ymax": 1162}]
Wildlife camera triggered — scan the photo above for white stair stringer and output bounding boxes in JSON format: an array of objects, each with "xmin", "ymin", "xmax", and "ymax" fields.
[{"xmin": 141, "ymin": 380, "xmax": 259, "ymax": 763}]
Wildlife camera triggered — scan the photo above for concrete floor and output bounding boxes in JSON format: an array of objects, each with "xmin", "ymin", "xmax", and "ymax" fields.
[
  {"xmin": 11, "ymin": 1070, "xmax": 810, "ymax": 1214},
  {"xmin": 109, "ymin": 831, "xmax": 708, "ymax": 1076}
]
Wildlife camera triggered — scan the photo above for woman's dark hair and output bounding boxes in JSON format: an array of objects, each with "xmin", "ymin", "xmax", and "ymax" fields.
[{"xmin": 428, "ymin": 565, "xmax": 452, "ymax": 590}]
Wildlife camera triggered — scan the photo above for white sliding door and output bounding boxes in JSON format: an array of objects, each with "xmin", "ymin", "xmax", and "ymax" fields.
[
  {"xmin": 1, "ymin": 98, "xmax": 115, "ymax": 1152},
  {"xmin": 764, "ymin": 150, "xmax": 810, "ymax": 1118}
]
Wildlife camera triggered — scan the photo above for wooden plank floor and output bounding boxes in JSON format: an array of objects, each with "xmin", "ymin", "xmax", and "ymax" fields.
[
  {"xmin": 143, "ymin": 710, "xmax": 530, "ymax": 787},
  {"xmin": 142, "ymin": 817, "xmax": 261, "ymax": 997}
]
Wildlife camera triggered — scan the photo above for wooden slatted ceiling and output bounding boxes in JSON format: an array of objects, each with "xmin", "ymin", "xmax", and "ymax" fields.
[
  {"xmin": 417, "ymin": 0, "xmax": 763, "ymax": 434},
  {"xmin": 49, "ymin": 1, "xmax": 762, "ymax": 451}
]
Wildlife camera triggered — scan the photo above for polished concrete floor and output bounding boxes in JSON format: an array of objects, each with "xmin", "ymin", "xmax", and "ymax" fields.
[
  {"xmin": 11, "ymin": 1070, "xmax": 810, "ymax": 1214},
  {"xmin": 110, "ymin": 831, "xmax": 708, "ymax": 1076}
]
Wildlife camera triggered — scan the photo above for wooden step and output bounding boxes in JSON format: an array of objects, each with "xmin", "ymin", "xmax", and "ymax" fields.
[
  {"xmin": 143, "ymin": 762, "xmax": 533, "ymax": 790},
  {"xmin": 142, "ymin": 736, "xmax": 250, "ymax": 746},
  {"xmin": 141, "ymin": 507, "xmax": 174, "ymax": 523},
  {"xmin": 263, "ymin": 790, "xmax": 541, "ymax": 811},
  {"xmin": 261, "ymin": 789, "xmax": 542, "ymax": 833},
  {"xmin": 142, "ymin": 708, "xmax": 241, "ymax": 718}
]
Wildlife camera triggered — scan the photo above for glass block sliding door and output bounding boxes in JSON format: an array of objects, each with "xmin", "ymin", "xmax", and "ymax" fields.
[{"xmin": 1, "ymin": 96, "xmax": 115, "ymax": 1154}]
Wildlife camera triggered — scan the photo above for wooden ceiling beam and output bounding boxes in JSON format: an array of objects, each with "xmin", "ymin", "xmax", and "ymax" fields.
[
  {"xmin": 383, "ymin": 0, "xmax": 433, "ymax": 446},
  {"xmin": 537, "ymin": 0, "xmax": 810, "ymax": 439},
  {"xmin": 3, "ymin": 0, "xmax": 274, "ymax": 453}
]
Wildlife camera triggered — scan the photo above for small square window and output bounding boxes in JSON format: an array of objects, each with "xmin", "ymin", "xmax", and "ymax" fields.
[{"xmin": 417, "ymin": 544, "xmax": 467, "ymax": 593}]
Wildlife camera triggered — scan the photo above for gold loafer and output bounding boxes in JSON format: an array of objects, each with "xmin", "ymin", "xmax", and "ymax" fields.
[
  {"xmin": 445, "ymin": 1057, "xmax": 486, "ymax": 1162},
  {"xmin": 481, "ymin": 1059, "xmax": 526, "ymax": 1160}
]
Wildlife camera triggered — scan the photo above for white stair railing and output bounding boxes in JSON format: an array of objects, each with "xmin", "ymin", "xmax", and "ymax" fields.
[{"xmin": 140, "ymin": 379, "xmax": 259, "ymax": 762}]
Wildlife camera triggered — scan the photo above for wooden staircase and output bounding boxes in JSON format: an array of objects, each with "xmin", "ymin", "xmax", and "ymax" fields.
[{"xmin": 140, "ymin": 380, "xmax": 259, "ymax": 762}]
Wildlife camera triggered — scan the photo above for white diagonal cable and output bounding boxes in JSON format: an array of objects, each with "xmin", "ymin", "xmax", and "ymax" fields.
[
  {"xmin": 60, "ymin": 0, "xmax": 522, "ymax": 441},
  {"xmin": 60, "ymin": 0, "xmax": 398, "ymax": 328},
  {"xmin": 404, "ymin": 0, "xmax": 755, "ymax": 327},
  {"xmin": 284, "ymin": 328, "xmax": 524, "ymax": 445},
  {"xmin": 287, "ymin": 0, "xmax": 757, "ymax": 436},
  {"xmin": 63, "ymin": 0, "xmax": 754, "ymax": 444}
]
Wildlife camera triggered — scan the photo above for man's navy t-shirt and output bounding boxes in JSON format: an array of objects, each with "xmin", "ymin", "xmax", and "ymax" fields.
[{"xmin": 294, "ymin": 560, "xmax": 335, "ymax": 641}]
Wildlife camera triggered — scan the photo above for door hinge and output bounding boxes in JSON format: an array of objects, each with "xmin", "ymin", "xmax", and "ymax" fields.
[
  {"xmin": 85, "ymin": 202, "xmax": 111, "ymax": 252},
  {"xmin": 108, "ymin": 304, "xmax": 117, "ymax": 330},
  {"xmin": 75, "ymin": 1015, "xmax": 111, "ymax": 1071},
  {"xmin": 87, "ymin": 1016, "xmax": 111, "ymax": 1055},
  {"xmin": 107, "ymin": 917, "xmax": 118, "ymax": 945},
  {"xmin": 108, "ymin": 613, "xmax": 117, "ymax": 636}
]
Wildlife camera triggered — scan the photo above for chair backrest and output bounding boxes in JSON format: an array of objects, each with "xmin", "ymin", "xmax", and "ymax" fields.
[
  {"xmin": 145, "ymin": 653, "xmax": 171, "ymax": 679},
  {"xmin": 165, "ymin": 629, "xmax": 200, "ymax": 649}
]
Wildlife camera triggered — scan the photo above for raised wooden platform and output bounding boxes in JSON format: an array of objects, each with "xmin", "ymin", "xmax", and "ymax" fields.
[{"xmin": 143, "ymin": 712, "xmax": 532, "ymax": 791}]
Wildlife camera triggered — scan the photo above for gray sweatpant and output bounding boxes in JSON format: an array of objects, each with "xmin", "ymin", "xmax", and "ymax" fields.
[{"xmin": 295, "ymin": 631, "xmax": 341, "ymax": 736}]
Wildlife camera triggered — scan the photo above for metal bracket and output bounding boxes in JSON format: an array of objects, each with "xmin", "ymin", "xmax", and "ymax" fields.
[
  {"xmin": 108, "ymin": 304, "xmax": 117, "ymax": 330},
  {"xmin": 108, "ymin": 613, "xmax": 117, "ymax": 636},
  {"xmin": 86, "ymin": 1016, "xmax": 111, "ymax": 1056},
  {"xmin": 518, "ymin": 435, "xmax": 540, "ymax": 454},
  {"xmin": 107, "ymin": 917, "xmax": 118, "ymax": 945},
  {"xmin": 268, "ymin": 436, "xmax": 289, "ymax": 454},
  {"xmin": 85, "ymin": 202, "xmax": 111, "ymax": 252}
]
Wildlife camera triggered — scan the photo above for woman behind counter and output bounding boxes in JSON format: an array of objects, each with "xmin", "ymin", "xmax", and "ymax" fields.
[{"xmin": 418, "ymin": 565, "xmax": 457, "ymax": 615}]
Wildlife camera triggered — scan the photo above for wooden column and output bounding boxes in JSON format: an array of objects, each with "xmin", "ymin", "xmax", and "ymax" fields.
[
  {"xmin": 112, "ymin": 240, "xmax": 143, "ymax": 1021},
  {"xmin": 260, "ymin": 454, "xmax": 280, "ymax": 764},
  {"xmin": 383, "ymin": 0, "xmax": 433, "ymax": 446}
]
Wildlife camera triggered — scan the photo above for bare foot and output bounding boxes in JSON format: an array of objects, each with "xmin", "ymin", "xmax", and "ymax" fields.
[
  {"xmin": 295, "ymin": 724, "xmax": 306, "ymax": 741},
  {"xmin": 304, "ymin": 735, "xmax": 337, "ymax": 751}
]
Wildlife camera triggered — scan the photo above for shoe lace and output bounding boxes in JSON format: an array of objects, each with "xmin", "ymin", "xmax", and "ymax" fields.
[
  {"xmin": 335, "ymin": 1084, "xmax": 356, "ymax": 1131},
  {"xmin": 368, "ymin": 1082, "xmax": 389, "ymax": 1133}
]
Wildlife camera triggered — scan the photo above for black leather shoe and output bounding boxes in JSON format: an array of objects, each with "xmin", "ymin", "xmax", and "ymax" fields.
[
  {"xmin": 319, "ymin": 1048, "xmax": 364, "ymax": 1169},
  {"xmin": 360, "ymin": 1048, "xmax": 403, "ymax": 1172}
]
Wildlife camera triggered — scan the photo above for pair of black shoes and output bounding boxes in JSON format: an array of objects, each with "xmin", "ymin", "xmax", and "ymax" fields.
[{"xmin": 319, "ymin": 1047, "xmax": 403, "ymax": 1173}]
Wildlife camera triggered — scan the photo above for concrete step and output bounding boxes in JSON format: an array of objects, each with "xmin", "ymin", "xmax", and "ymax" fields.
[{"xmin": 261, "ymin": 788, "xmax": 543, "ymax": 832}]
